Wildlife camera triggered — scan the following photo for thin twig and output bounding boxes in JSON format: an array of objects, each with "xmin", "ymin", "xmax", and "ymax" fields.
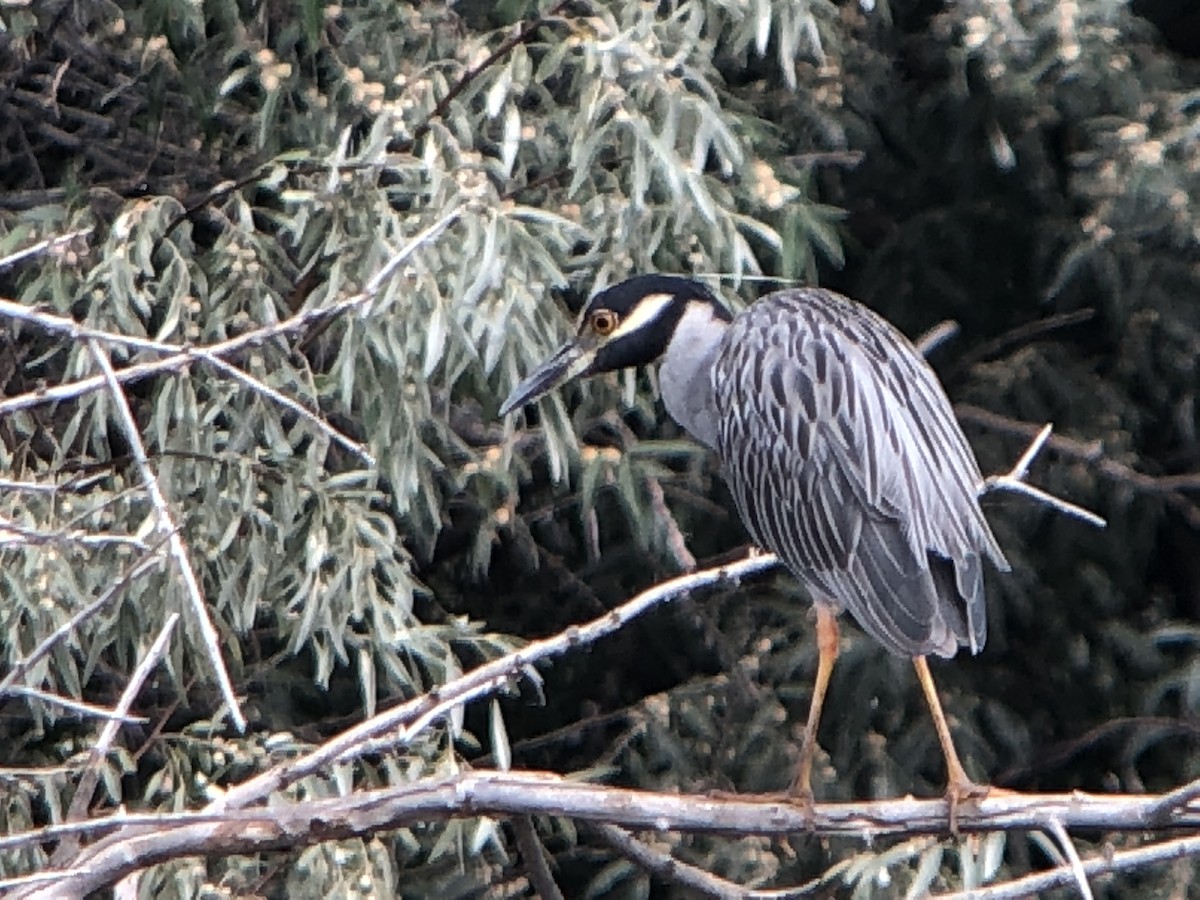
[
  {"xmin": 88, "ymin": 340, "xmax": 246, "ymax": 732},
  {"xmin": 1044, "ymin": 815, "xmax": 1093, "ymax": 900},
  {"xmin": 0, "ymin": 765, "xmax": 76, "ymax": 779},
  {"xmin": 915, "ymin": 319, "xmax": 961, "ymax": 357},
  {"xmin": 205, "ymin": 552, "xmax": 782, "ymax": 814},
  {"xmin": 589, "ymin": 822, "xmax": 748, "ymax": 899},
  {"xmin": 398, "ymin": 1, "xmax": 571, "ymax": 152},
  {"xmin": 4, "ymin": 686, "xmax": 149, "ymax": 724},
  {"xmin": 0, "ymin": 868, "xmax": 92, "ymax": 892},
  {"xmin": 0, "ymin": 519, "xmax": 150, "ymax": 550},
  {"xmin": 0, "ymin": 295, "xmax": 374, "ymax": 467},
  {"xmin": 0, "ymin": 809, "xmax": 272, "ymax": 856},
  {"xmin": 1141, "ymin": 774, "xmax": 1200, "ymax": 825},
  {"xmin": 199, "ymin": 354, "xmax": 374, "ymax": 466},
  {"xmin": 0, "ymin": 227, "xmax": 93, "ymax": 271},
  {"xmin": 0, "ymin": 477, "xmax": 65, "ymax": 494},
  {"xmin": 996, "ymin": 716, "xmax": 1200, "ymax": 787},
  {"xmin": 937, "ymin": 833, "xmax": 1200, "ymax": 900},
  {"xmin": 0, "ymin": 544, "xmax": 166, "ymax": 698},
  {"xmin": 982, "ymin": 423, "xmax": 1107, "ymax": 528},
  {"xmin": 53, "ymin": 614, "xmax": 179, "ymax": 863},
  {"xmin": 511, "ymin": 816, "xmax": 564, "ymax": 900},
  {"xmin": 951, "ymin": 308, "xmax": 1095, "ymax": 372},
  {"xmin": 0, "ymin": 294, "xmax": 183, "ymax": 354},
  {"xmin": 957, "ymin": 404, "xmax": 1200, "ymax": 526}
]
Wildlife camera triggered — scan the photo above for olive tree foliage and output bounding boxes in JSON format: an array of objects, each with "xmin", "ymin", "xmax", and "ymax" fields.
[{"xmin": 0, "ymin": 0, "xmax": 849, "ymax": 893}]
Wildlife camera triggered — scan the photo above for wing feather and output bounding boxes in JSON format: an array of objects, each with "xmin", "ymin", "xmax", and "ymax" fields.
[{"xmin": 713, "ymin": 289, "xmax": 1008, "ymax": 658}]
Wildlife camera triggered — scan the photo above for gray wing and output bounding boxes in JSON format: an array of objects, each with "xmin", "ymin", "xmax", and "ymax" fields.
[{"xmin": 713, "ymin": 289, "xmax": 1009, "ymax": 658}]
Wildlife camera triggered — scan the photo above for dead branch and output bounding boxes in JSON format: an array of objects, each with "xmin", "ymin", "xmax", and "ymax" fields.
[
  {"xmin": 52, "ymin": 614, "xmax": 178, "ymax": 863},
  {"xmin": 88, "ymin": 340, "xmax": 245, "ymax": 732},
  {"xmin": 588, "ymin": 822, "xmax": 750, "ymax": 899},
  {"xmin": 512, "ymin": 815, "xmax": 564, "ymax": 900},
  {"xmin": 16, "ymin": 770, "xmax": 1200, "ymax": 898},
  {"xmin": 957, "ymin": 403, "xmax": 1200, "ymax": 526},
  {"xmin": 939, "ymin": 832, "xmax": 1200, "ymax": 900}
]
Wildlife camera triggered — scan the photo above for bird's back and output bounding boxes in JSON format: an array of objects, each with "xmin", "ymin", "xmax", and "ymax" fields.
[{"xmin": 711, "ymin": 288, "xmax": 1008, "ymax": 658}]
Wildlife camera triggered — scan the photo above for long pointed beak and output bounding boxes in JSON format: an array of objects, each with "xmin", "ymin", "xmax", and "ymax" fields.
[{"xmin": 499, "ymin": 341, "xmax": 591, "ymax": 416}]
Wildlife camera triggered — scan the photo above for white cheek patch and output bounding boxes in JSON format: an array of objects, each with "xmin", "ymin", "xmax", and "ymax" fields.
[{"xmin": 609, "ymin": 292, "xmax": 675, "ymax": 340}]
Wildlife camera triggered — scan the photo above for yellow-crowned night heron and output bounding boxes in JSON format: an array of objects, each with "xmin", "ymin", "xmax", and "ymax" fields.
[{"xmin": 499, "ymin": 274, "xmax": 1009, "ymax": 811}]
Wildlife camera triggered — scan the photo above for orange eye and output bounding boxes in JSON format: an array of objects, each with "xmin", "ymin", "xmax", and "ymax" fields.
[{"xmin": 590, "ymin": 310, "xmax": 619, "ymax": 336}]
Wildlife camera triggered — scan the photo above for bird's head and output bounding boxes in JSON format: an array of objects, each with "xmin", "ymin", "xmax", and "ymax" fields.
[{"xmin": 499, "ymin": 275, "xmax": 731, "ymax": 416}]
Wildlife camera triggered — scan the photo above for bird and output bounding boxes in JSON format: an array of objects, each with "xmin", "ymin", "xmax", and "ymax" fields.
[{"xmin": 499, "ymin": 274, "xmax": 1010, "ymax": 816}]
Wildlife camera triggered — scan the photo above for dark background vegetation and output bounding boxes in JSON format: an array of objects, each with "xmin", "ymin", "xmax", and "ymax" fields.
[{"xmin": 1, "ymin": 0, "xmax": 1198, "ymax": 895}]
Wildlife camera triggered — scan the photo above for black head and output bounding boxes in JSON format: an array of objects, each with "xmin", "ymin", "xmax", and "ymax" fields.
[{"xmin": 499, "ymin": 275, "xmax": 731, "ymax": 415}]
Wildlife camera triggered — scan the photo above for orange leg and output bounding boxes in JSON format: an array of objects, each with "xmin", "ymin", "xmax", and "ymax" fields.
[
  {"xmin": 913, "ymin": 656, "xmax": 989, "ymax": 831},
  {"xmin": 788, "ymin": 606, "xmax": 839, "ymax": 812}
]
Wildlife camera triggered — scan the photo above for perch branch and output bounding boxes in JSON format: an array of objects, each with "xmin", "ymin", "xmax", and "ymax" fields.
[
  {"xmin": 19, "ymin": 770, "xmax": 1200, "ymax": 898},
  {"xmin": 195, "ymin": 421, "xmax": 1087, "ymax": 812}
]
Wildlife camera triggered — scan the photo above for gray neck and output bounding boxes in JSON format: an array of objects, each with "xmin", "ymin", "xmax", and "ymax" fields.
[{"xmin": 658, "ymin": 302, "xmax": 729, "ymax": 449}]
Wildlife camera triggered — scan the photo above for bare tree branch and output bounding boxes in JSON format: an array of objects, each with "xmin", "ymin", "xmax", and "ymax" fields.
[
  {"xmin": 511, "ymin": 815, "xmax": 564, "ymax": 900},
  {"xmin": 982, "ymin": 423, "xmax": 1107, "ymax": 528},
  {"xmin": 957, "ymin": 403, "xmax": 1200, "ymax": 526},
  {"xmin": 1142, "ymin": 774, "xmax": 1200, "ymax": 825},
  {"xmin": 53, "ymin": 614, "xmax": 179, "ymax": 864},
  {"xmin": 0, "ymin": 518, "xmax": 150, "ymax": 550},
  {"xmin": 88, "ymin": 339, "xmax": 246, "ymax": 732},
  {"xmin": 588, "ymin": 822, "xmax": 750, "ymax": 899},
  {"xmin": 1044, "ymin": 815, "xmax": 1093, "ymax": 900},
  {"xmin": 3, "ymin": 685, "xmax": 148, "ymax": 724},
  {"xmin": 0, "ymin": 227, "xmax": 92, "ymax": 271},
  {"xmin": 19, "ymin": 770, "xmax": 1200, "ymax": 898},
  {"xmin": 0, "ymin": 287, "xmax": 374, "ymax": 466},
  {"xmin": 206, "ymin": 552, "xmax": 783, "ymax": 814},
  {"xmin": 938, "ymin": 833, "xmax": 1200, "ymax": 899}
]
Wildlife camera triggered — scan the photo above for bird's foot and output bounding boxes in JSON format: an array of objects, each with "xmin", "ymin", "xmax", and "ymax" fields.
[
  {"xmin": 784, "ymin": 780, "xmax": 817, "ymax": 829},
  {"xmin": 945, "ymin": 776, "xmax": 990, "ymax": 835}
]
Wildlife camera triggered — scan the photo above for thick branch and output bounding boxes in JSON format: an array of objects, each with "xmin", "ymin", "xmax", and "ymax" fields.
[{"xmin": 18, "ymin": 771, "xmax": 1200, "ymax": 897}]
